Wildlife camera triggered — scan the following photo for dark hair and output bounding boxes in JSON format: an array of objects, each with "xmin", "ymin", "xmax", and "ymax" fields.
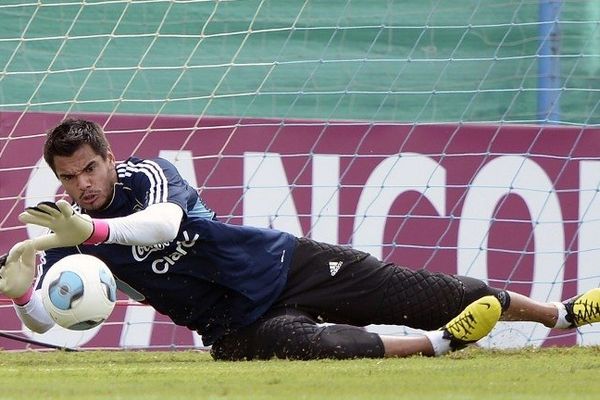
[{"xmin": 44, "ymin": 119, "xmax": 111, "ymax": 172}]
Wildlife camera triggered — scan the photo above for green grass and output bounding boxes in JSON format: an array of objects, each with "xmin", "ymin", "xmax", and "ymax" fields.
[{"xmin": 1, "ymin": 347, "xmax": 600, "ymax": 400}]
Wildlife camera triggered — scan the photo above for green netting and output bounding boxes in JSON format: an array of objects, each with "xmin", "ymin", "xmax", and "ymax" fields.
[{"xmin": 0, "ymin": 0, "xmax": 598, "ymax": 124}]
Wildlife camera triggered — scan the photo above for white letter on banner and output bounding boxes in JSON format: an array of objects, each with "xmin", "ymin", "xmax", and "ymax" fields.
[
  {"xmin": 27, "ymin": 324, "xmax": 103, "ymax": 349},
  {"xmin": 352, "ymin": 153, "xmax": 446, "ymax": 259},
  {"xmin": 243, "ymin": 152, "xmax": 303, "ymax": 236},
  {"xmin": 23, "ymin": 158, "xmax": 104, "ymax": 347},
  {"xmin": 117, "ymin": 150, "xmax": 198, "ymax": 348},
  {"xmin": 160, "ymin": 150, "xmax": 198, "ymax": 189},
  {"xmin": 156, "ymin": 150, "xmax": 206, "ymax": 347},
  {"xmin": 576, "ymin": 160, "xmax": 600, "ymax": 345},
  {"xmin": 458, "ymin": 155, "xmax": 564, "ymax": 349},
  {"xmin": 24, "ymin": 157, "xmax": 62, "ymax": 238},
  {"xmin": 119, "ymin": 301, "xmax": 156, "ymax": 348},
  {"xmin": 310, "ymin": 155, "xmax": 340, "ymax": 244}
]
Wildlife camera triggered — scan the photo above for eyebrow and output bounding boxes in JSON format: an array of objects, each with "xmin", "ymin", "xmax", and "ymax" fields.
[{"xmin": 58, "ymin": 160, "xmax": 96, "ymax": 179}]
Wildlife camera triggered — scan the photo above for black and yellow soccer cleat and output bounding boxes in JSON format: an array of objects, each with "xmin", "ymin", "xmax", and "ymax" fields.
[
  {"xmin": 565, "ymin": 288, "xmax": 600, "ymax": 328},
  {"xmin": 442, "ymin": 295, "xmax": 502, "ymax": 350}
]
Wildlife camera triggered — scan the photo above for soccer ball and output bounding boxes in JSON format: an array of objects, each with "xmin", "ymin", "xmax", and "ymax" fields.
[{"xmin": 41, "ymin": 254, "xmax": 117, "ymax": 331}]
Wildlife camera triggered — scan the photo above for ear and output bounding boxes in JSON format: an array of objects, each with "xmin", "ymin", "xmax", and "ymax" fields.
[{"xmin": 107, "ymin": 151, "xmax": 116, "ymax": 166}]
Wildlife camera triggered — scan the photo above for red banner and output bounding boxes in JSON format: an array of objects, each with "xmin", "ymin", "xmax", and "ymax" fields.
[{"xmin": 2, "ymin": 111, "xmax": 600, "ymax": 349}]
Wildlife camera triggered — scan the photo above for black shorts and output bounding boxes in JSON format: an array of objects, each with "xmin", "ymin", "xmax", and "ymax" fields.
[
  {"xmin": 274, "ymin": 237, "xmax": 470, "ymax": 329},
  {"xmin": 210, "ymin": 237, "xmax": 504, "ymax": 360}
]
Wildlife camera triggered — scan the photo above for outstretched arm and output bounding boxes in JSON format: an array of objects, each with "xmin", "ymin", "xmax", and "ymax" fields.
[
  {"xmin": 102, "ymin": 201, "xmax": 183, "ymax": 245},
  {"xmin": 19, "ymin": 199, "xmax": 184, "ymax": 249},
  {"xmin": 14, "ymin": 289, "xmax": 55, "ymax": 333},
  {"xmin": 11, "ymin": 198, "xmax": 182, "ymax": 330}
]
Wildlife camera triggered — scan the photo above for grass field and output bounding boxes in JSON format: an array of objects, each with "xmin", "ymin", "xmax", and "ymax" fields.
[{"xmin": 1, "ymin": 347, "xmax": 599, "ymax": 400}]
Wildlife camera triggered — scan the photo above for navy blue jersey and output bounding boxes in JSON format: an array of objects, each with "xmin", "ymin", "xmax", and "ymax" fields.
[{"xmin": 41, "ymin": 157, "xmax": 297, "ymax": 344}]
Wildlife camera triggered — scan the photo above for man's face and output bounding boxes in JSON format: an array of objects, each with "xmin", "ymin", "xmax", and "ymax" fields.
[{"xmin": 53, "ymin": 144, "xmax": 117, "ymax": 211}]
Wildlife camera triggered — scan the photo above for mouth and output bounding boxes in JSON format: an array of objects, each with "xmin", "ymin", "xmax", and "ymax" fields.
[{"xmin": 80, "ymin": 192, "xmax": 99, "ymax": 206}]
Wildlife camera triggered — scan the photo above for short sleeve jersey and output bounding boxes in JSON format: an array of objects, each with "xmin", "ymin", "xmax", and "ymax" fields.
[{"xmin": 41, "ymin": 157, "xmax": 297, "ymax": 344}]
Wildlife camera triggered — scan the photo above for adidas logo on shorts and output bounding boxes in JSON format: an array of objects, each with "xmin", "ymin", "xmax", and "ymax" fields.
[{"xmin": 329, "ymin": 261, "xmax": 343, "ymax": 276}]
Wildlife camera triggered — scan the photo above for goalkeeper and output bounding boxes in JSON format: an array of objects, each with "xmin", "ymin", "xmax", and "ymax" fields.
[{"xmin": 2, "ymin": 118, "xmax": 600, "ymax": 360}]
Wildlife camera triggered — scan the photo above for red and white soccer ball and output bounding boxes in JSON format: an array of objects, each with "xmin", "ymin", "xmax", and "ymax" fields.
[{"xmin": 41, "ymin": 254, "xmax": 117, "ymax": 331}]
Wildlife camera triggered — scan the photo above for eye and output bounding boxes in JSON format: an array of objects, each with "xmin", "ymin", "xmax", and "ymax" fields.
[{"xmin": 84, "ymin": 162, "xmax": 96, "ymax": 173}]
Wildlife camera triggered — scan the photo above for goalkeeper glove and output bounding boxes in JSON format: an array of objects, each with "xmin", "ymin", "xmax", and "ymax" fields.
[
  {"xmin": 18, "ymin": 200, "xmax": 110, "ymax": 250},
  {"xmin": 0, "ymin": 240, "xmax": 36, "ymax": 303}
]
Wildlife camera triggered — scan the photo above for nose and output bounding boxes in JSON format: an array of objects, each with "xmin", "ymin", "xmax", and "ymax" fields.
[{"xmin": 76, "ymin": 173, "xmax": 91, "ymax": 190}]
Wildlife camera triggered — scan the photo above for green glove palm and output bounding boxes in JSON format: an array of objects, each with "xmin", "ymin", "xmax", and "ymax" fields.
[
  {"xmin": 19, "ymin": 200, "xmax": 94, "ymax": 250},
  {"xmin": 0, "ymin": 240, "xmax": 36, "ymax": 299}
]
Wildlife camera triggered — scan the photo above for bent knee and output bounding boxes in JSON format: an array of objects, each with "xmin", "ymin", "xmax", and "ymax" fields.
[{"xmin": 457, "ymin": 275, "xmax": 510, "ymax": 311}]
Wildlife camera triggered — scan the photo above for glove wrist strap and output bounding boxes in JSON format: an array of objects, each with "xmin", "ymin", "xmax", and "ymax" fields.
[
  {"xmin": 12, "ymin": 285, "xmax": 33, "ymax": 306},
  {"xmin": 84, "ymin": 219, "xmax": 110, "ymax": 245}
]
